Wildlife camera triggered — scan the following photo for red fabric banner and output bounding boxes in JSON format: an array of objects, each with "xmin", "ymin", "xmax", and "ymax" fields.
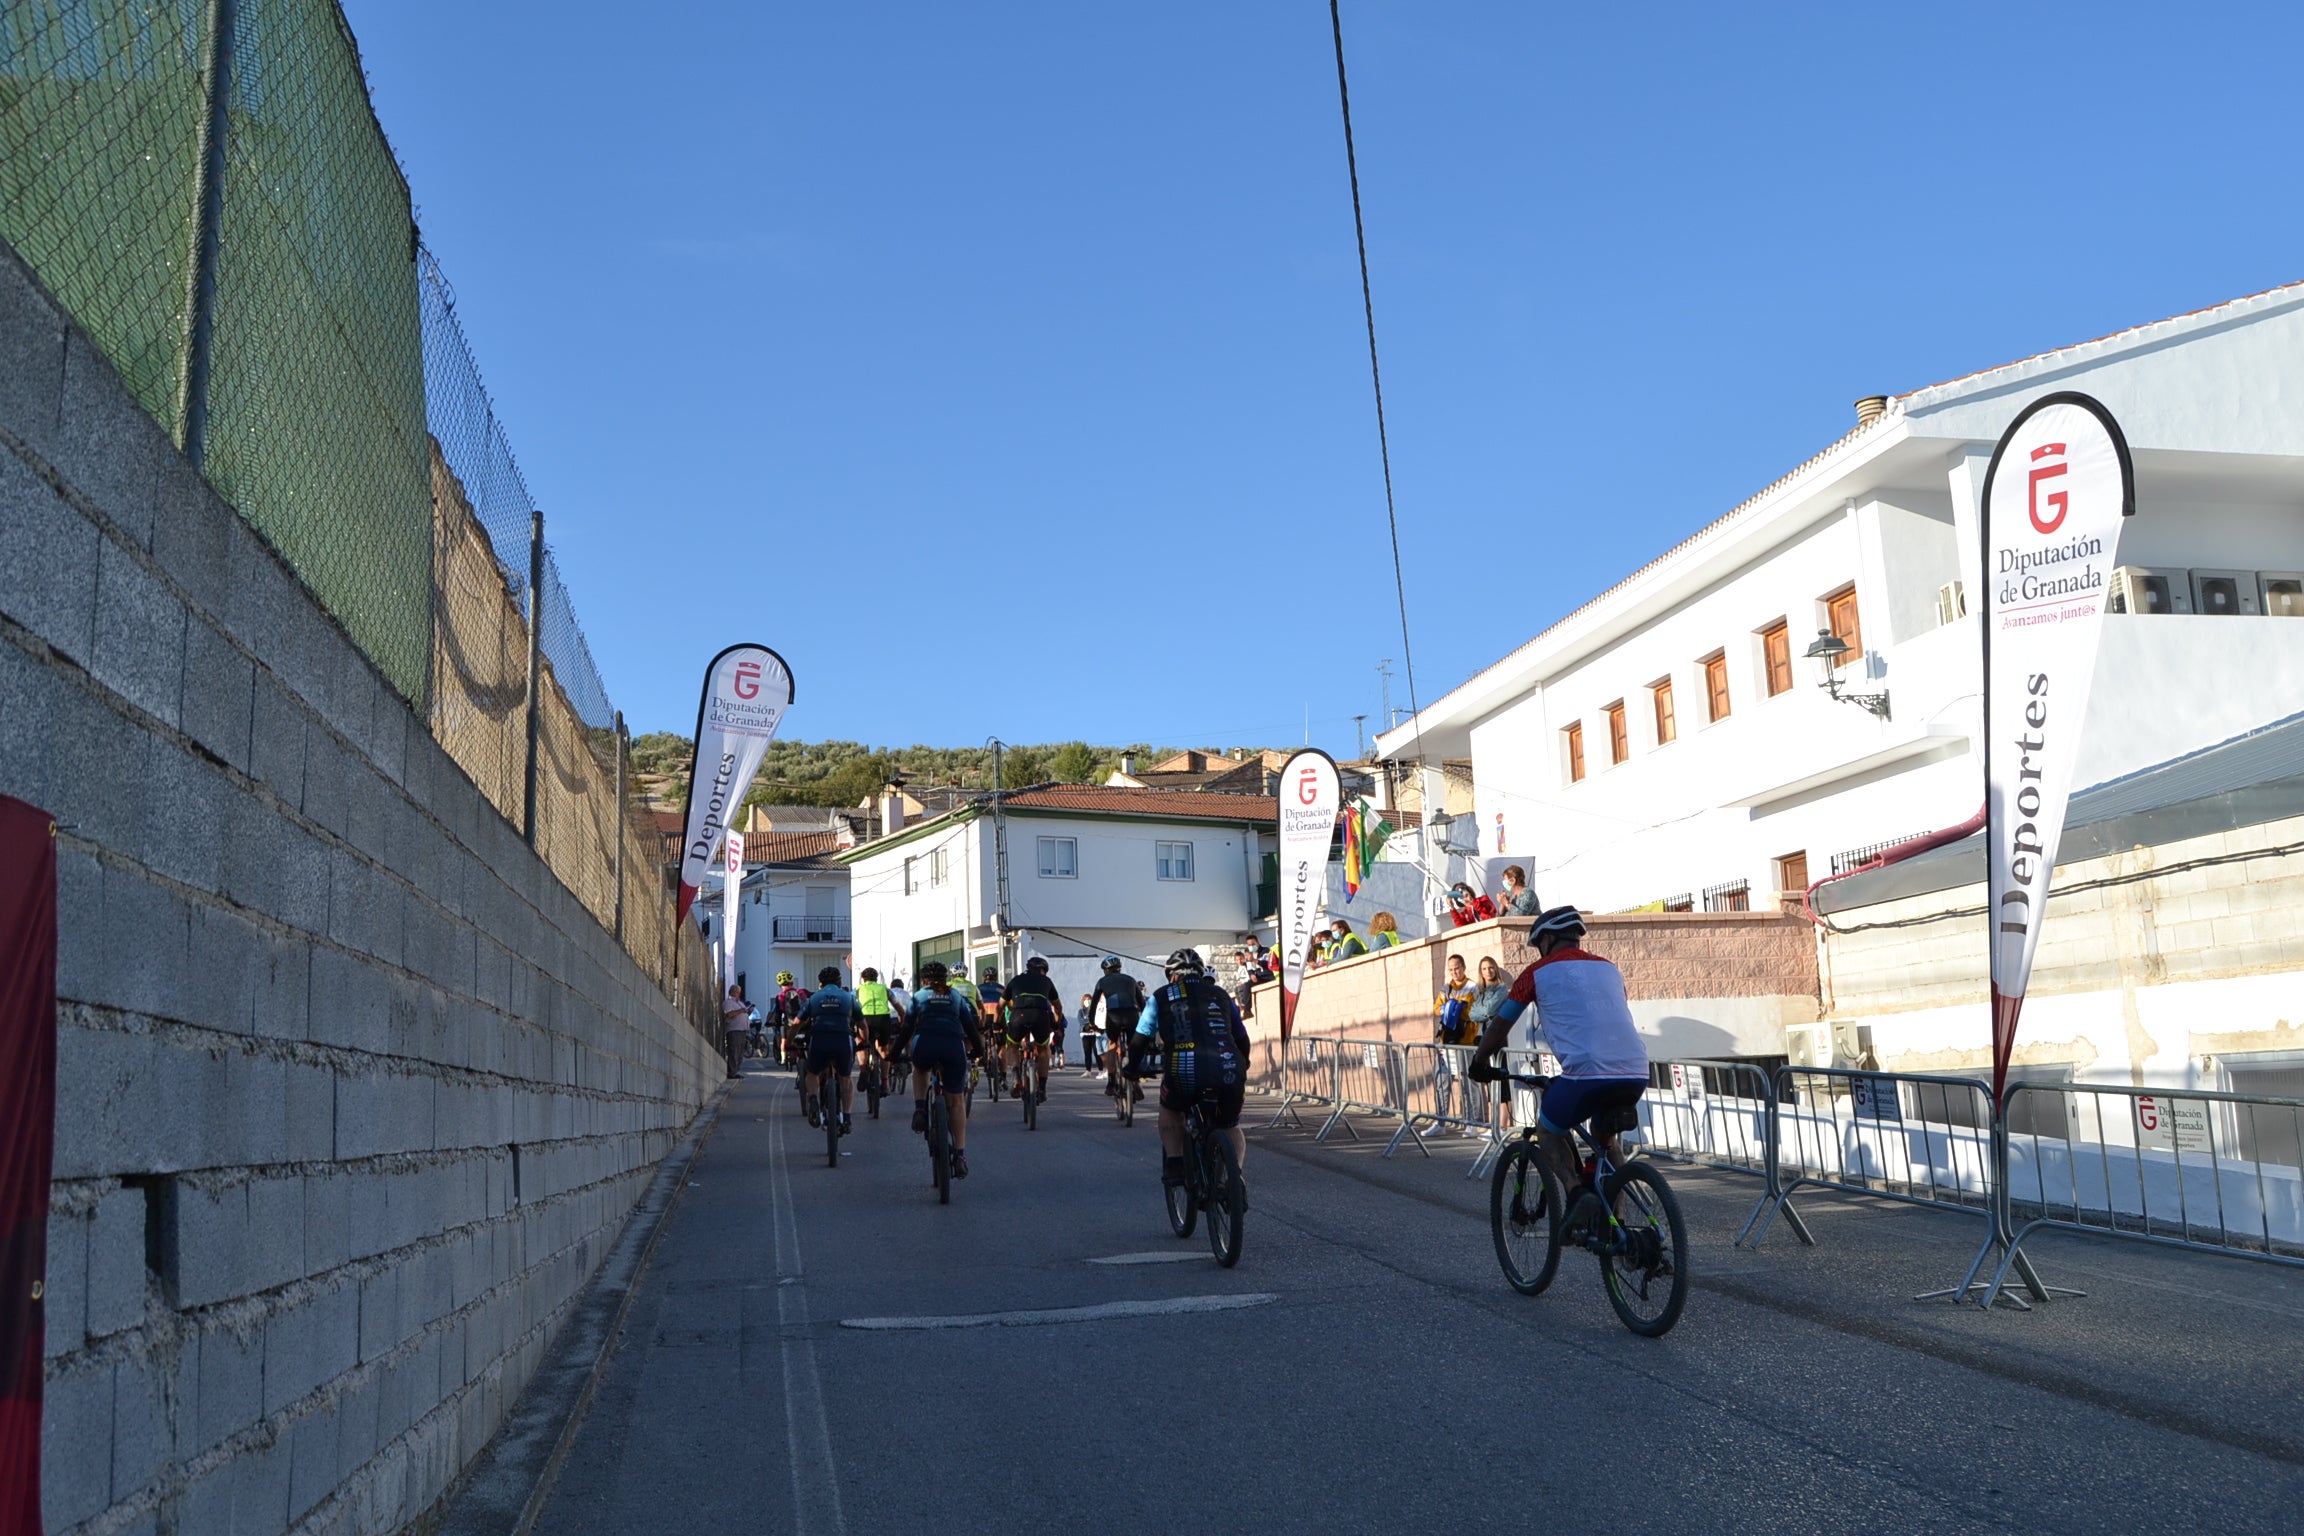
[{"xmin": 0, "ymin": 796, "xmax": 58, "ymax": 1536}]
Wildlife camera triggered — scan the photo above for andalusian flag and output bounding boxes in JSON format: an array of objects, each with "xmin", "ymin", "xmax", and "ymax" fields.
[{"xmin": 1341, "ymin": 797, "xmax": 1394, "ymax": 901}]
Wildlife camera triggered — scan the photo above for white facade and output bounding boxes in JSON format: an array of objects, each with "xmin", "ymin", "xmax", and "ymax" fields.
[
  {"xmin": 844, "ymin": 802, "xmax": 1270, "ymax": 992},
  {"xmin": 726, "ymin": 861, "xmax": 853, "ymax": 994},
  {"xmin": 1383, "ymin": 283, "xmax": 2304, "ymax": 916}
]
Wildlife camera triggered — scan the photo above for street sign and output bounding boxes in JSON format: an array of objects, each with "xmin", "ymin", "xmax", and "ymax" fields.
[
  {"xmin": 2135, "ymin": 1095, "xmax": 2212, "ymax": 1155},
  {"xmin": 1852, "ymin": 1074, "xmax": 1903, "ymax": 1122}
]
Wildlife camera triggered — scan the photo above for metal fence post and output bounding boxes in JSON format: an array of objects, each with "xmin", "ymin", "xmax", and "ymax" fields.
[
  {"xmin": 520, "ymin": 510, "xmax": 545, "ymax": 846},
  {"xmin": 174, "ymin": 0, "xmax": 236, "ymax": 466},
  {"xmin": 612, "ymin": 710, "xmax": 628, "ymax": 943}
]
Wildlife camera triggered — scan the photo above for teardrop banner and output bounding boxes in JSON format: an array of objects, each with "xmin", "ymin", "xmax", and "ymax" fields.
[
  {"xmin": 675, "ymin": 644, "xmax": 794, "ymax": 921},
  {"xmin": 721, "ymin": 827, "xmax": 746, "ymax": 989},
  {"xmin": 1275, "ymin": 749, "xmax": 1340, "ymax": 1042},
  {"xmin": 1980, "ymin": 392, "xmax": 2133, "ymax": 1104}
]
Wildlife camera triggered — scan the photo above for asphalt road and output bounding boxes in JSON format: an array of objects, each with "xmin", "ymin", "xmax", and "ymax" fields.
[{"xmin": 519, "ymin": 1061, "xmax": 2304, "ymax": 1536}]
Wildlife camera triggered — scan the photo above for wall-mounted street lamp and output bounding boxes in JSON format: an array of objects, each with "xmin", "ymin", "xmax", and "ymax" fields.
[{"xmin": 1804, "ymin": 630, "xmax": 1891, "ymax": 720}]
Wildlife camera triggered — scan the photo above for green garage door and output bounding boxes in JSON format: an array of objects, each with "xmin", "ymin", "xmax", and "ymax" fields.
[{"xmin": 912, "ymin": 930, "xmax": 964, "ymax": 982}]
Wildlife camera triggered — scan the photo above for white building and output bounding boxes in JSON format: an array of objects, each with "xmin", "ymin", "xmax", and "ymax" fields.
[
  {"xmin": 1379, "ymin": 281, "xmax": 2304, "ymax": 918},
  {"xmin": 709, "ymin": 830, "xmax": 854, "ymax": 997},
  {"xmin": 840, "ymin": 785, "xmax": 1277, "ymax": 1006}
]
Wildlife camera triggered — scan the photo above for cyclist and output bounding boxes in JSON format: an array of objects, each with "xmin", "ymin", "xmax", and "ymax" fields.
[
  {"xmin": 857, "ymin": 966, "xmax": 906, "ymax": 1086},
  {"xmin": 772, "ymin": 970, "xmax": 811, "ymax": 1064},
  {"xmin": 1127, "ymin": 948, "xmax": 1251, "ymax": 1195},
  {"xmin": 800, "ymin": 966, "xmax": 862, "ymax": 1134},
  {"xmin": 948, "ymin": 967, "xmax": 980, "ymax": 1015},
  {"xmin": 908, "ymin": 960, "xmax": 983, "ymax": 1179},
  {"xmin": 1088, "ymin": 955, "xmax": 1146, "ymax": 1099},
  {"xmin": 1003, "ymin": 956, "xmax": 1064, "ymax": 1100},
  {"xmin": 976, "ymin": 968, "xmax": 1006, "ymax": 1040},
  {"xmin": 1467, "ymin": 905, "xmax": 1649, "ymax": 1236}
]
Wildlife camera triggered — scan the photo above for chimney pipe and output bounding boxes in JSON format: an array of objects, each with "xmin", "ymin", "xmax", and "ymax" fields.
[
  {"xmin": 1854, "ymin": 395, "xmax": 1889, "ymax": 429},
  {"xmin": 1120, "ymin": 753, "xmax": 1135, "ymax": 776}
]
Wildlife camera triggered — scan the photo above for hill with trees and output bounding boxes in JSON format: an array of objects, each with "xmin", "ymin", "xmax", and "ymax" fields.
[{"xmin": 626, "ymin": 735, "xmax": 1210, "ymax": 809}]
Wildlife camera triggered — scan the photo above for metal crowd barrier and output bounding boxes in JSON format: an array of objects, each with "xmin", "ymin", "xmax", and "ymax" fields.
[
  {"xmin": 1262, "ymin": 1034, "xmax": 1337, "ymax": 1130},
  {"xmin": 1637, "ymin": 1059, "xmax": 1775, "ymax": 1179},
  {"xmin": 1987, "ymin": 1080, "xmax": 2304, "ymax": 1306},
  {"xmin": 1317, "ymin": 1038, "xmax": 1409, "ymax": 1143},
  {"xmin": 1392, "ymin": 1043, "xmax": 1499, "ymax": 1165}
]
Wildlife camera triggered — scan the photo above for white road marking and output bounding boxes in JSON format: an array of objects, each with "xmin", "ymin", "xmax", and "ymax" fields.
[
  {"xmin": 839, "ymin": 1294, "xmax": 1279, "ymax": 1331},
  {"xmin": 1086, "ymin": 1251, "xmax": 1211, "ymax": 1266},
  {"xmin": 768, "ymin": 1111, "xmax": 848, "ymax": 1536}
]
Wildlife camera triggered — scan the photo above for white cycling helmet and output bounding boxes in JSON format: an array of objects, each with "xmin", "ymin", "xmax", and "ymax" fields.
[{"xmin": 1528, "ymin": 905, "xmax": 1587, "ymax": 946}]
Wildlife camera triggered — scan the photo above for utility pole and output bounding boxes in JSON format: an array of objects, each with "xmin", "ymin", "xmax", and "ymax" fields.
[{"xmin": 988, "ymin": 737, "xmax": 1011, "ymax": 970}]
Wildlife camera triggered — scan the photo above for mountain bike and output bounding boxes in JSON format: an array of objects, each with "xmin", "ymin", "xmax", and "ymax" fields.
[
  {"xmin": 859, "ymin": 1055, "xmax": 883, "ymax": 1120},
  {"xmin": 926, "ymin": 1092, "xmax": 953, "ymax": 1205},
  {"xmin": 824, "ymin": 1084, "xmax": 842, "ymax": 1168},
  {"xmin": 1019, "ymin": 1053, "xmax": 1040, "ymax": 1131},
  {"xmin": 1486, "ymin": 1070, "xmax": 1687, "ymax": 1337},
  {"xmin": 1159, "ymin": 1089, "xmax": 1245, "ymax": 1268}
]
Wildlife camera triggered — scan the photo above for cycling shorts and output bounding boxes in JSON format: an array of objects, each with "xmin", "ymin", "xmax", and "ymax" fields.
[
  {"xmin": 870, "ymin": 1018, "xmax": 908, "ymax": 1052},
  {"xmin": 912, "ymin": 1036, "xmax": 969, "ymax": 1096},
  {"xmin": 1537, "ymin": 1076, "xmax": 1647, "ymax": 1136},
  {"xmin": 1160, "ymin": 1078, "xmax": 1245, "ymax": 1129},
  {"xmin": 805, "ymin": 1031, "xmax": 855, "ymax": 1077},
  {"xmin": 1003, "ymin": 1012, "xmax": 1054, "ymax": 1044}
]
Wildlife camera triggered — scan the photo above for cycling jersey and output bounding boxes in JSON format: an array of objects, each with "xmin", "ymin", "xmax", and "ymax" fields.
[
  {"xmin": 803, "ymin": 985, "xmax": 862, "ymax": 1039},
  {"xmin": 1006, "ymin": 972, "xmax": 1062, "ymax": 1022},
  {"xmin": 1089, "ymin": 972, "xmax": 1145, "ymax": 1029},
  {"xmin": 1497, "ymin": 947, "xmax": 1646, "ymax": 1079},
  {"xmin": 1135, "ymin": 977, "xmax": 1252, "ymax": 1127},
  {"xmin": 948, "ymin": 977, "xmax": 979, "ymax": 1009},
  {"xmin": 910, "ymin": 989, "xmax": 976, "ymax": 1045}
]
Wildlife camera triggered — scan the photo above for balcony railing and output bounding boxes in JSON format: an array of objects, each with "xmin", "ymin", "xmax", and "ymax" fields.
[{"xmin": 771, "ymin": 916, "xmax": 850, "ymax": 943}]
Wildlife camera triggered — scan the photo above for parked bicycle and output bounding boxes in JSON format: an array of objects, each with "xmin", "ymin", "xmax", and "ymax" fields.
[
  {"xmin": 1163, "ymin": 1096, "xmax": 1245, "ymax": 1267},
  {"xmin": 1486, "ymin": 1070, "xmax": 1687, "ymax": 1336}
]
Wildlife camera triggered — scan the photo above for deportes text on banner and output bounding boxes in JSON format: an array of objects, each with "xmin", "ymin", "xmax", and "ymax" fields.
[
  {"xmin": 675, "ymin": 645, "xmax": 794, "ymax": 920},
  {"xmin": 1980, "ymin": 392, "xmax": 2133, "ymax": 1102},
  {"xmin": 1275, "ymin": 749, "xmax": 1340, "ymax": 1040},
  {"xmin": 722, "ymin": 829, "xmax": 745, "ymax": 990}
]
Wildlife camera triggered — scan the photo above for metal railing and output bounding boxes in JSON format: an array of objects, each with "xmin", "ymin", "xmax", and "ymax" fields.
[
  {"xmin": 1318, "ymin": 1039, "xmax": 1408, "ymax": 1143},
  {"xmin": 1994, "ymin": 1081, "xmax": 2304, "ymax": 1300},
  {"xmin": 770, "ymin": 916, "xmax": 851, "ymax": 943},
  {"xmin": 1638, "ymin": 1060, "xmax": 1775, "ymax": 1178}
]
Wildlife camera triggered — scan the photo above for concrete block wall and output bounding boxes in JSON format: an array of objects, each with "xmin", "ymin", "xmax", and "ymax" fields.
[
  {"xmin": 0, "ymin": 238, "xmax": 721, "ymax": 1536},
  {"xmin": 1249, "ymin": 909, "xmax": 1819, "ymax": 1056}
]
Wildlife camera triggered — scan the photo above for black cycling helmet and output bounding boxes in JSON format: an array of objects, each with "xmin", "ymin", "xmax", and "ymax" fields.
[
  {"xmin": 1101, "ymin": 955, "xmax": 1122, "ymax": 972},
  {"xmin": 816, "ymin": 966, "xmax": 842, "ymax": 987},
  {"xmin": 1025, "ymin": 955, "xmax": 1049, "ymax": 973},
  {"xmin": 859, "ymin": 967, "xmax": 878, "ymax": 982},
  {"xmin": 918, "ymin": 960, "xmax": 948, "ymax": 986},
  {"xmin": 1528, "ymin": 905, "xmax": 1587, "ymax": 947},
  {"xmin": 1164, "ymin": 947, "xmax": 1206, "ymax": 977}
]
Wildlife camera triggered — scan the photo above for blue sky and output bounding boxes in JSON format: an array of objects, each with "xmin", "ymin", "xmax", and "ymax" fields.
[{"xmin": 344, "ymin": 1, "xmax": 2304, "ymax": 754}]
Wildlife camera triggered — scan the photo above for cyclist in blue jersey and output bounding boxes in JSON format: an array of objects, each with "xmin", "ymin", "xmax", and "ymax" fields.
[
  {"xmin": 801, "ymin": 966, "xmax": 862, "ymax": 1135},
  {"xmin": 1129, "ymin": 948, "xmax": 1251, "ymax": 1193},
  {"xmin": 908, "ymin": 961, "xmax": 984, "ymax": 1179},
  {"xmin": 1468, "ymin": 906, "xmax": 1649, "ymax": 1236}
]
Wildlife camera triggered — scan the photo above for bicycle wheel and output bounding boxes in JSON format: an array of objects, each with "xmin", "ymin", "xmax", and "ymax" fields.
[
  {"xmin": 826, "ymin": 1098, "xmax": 840, "ymax": 1168},
  {"xmin": 1022, "ymin": 1063, "xmax": 1038, "ymax": 1130},
  {"xmin": 1164, "ymin": 1154, "xmax": 1197, "ymax": 1239},
  {"xmin": 1116, "ymin": 1076, "xmax": 1134, "ymax": 1127},
  {"xmin": 864, "ymin": 1063, "xmax": 882, "ymax": 1119},
  {"xmin": 1599, "ymin": 1161, "xmax": 1687, "ymax": 1336},
  {"xmin": 1489, "ymin": 1140, "xmax": 1562, "ymax": 1296},
  {"xmin": 930, "ymin": 1099, "xmax": 951, "ymax": 1205},
  {"xmin": 1206, "ymin": 1134, "xmax": 1245, "ymax": 1268}
]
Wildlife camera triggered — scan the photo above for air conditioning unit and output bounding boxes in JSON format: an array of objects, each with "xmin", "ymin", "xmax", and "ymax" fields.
[
  {"xmin": 2108, "ymin": 565, "xmax": 2193, "ymax": 615},
  {"xmin": 2259, "ymin": 571, "xmax": 2304, "ymax": 618},
  {"xmin": 1935, "ymin": 580, "xmax": 1967, "ymax": 625},
  {"xmin": 1786, "ymin": 1023, "xmax": 1831, "ymax": 1068},
  {"xmin": 2191, "ymin": 568, "xmax": 2262, "ymax": 617}
]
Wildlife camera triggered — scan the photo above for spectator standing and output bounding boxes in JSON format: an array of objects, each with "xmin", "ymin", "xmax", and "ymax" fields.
[
  {"xmin": 1466, "ymin": 955, "xmax": 1511, "ymax": 1129},
  {"xmin": 1500, "ymin": 865, "xmax": 1540, "ymax": 917},
  {"xmin": 1432, "ymin": 954, "xmax": 1476, "ymax": 1119},
  {"xmin": 720, "ymin": 982, "xmax": 753, "ymax": 1080}
]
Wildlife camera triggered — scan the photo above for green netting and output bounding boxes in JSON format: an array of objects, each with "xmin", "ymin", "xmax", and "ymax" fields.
[
  {"xmin": 203, "ymin": 0, "xmax": 428, "ymax": 703},
  {"xmin": 0, "ymin": 0, "xmax": 430, "ymax": 704},
  {"xmin": 0, "ymin": 0, "xmax": 204, "ymax": 430}
]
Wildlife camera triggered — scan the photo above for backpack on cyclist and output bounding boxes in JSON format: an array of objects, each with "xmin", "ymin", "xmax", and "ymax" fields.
[{"xmin": 1156, "ymin": 980, "xmax": 1241, "ymax": 1097}]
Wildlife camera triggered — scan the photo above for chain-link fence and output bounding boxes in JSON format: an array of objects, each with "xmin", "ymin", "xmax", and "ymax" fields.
[{"xmin": 3, "ymin": 0, "xmax": 701, "ymax": 1019}]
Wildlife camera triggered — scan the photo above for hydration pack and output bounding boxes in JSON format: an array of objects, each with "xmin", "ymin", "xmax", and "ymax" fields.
[{"xmin": 1156, "ymin": 980, "xmax": 1241, "ymax": 1097}]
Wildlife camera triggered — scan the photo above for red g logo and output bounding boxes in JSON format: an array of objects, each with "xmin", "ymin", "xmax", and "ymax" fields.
[
  {"xmin": 1296, "ymin": 768, "xmax": 1319, "ymax": 805},
  {"xmin": 2027, "ymin": 442, "xmax": 2069, "ymax": 534},
  {"xmin": 733, "ymin": 660, "xmax": 762, "ymax": 700}
]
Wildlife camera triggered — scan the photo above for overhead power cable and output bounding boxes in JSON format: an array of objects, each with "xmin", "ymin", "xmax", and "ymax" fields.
[{"xmin": 1328, "ymin": 0, "xmax": 1423, "ymax": 770}]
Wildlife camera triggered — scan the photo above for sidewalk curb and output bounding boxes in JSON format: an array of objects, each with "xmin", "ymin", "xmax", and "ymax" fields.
[{"xmin": 421, "ymin": 1079, "xmax": 734, "ymax": 1536}]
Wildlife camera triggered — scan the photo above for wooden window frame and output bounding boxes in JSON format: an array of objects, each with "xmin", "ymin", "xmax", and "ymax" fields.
[
  {"xmin": 1605, "ymin": 700, "xmax": 1629, "ymax": 765},
  {"xmin": 1701, "ymin": 651, "xmax": 1730, "ymax": 723},
  {"xmin": 1651, "ymin": 677, "xmax": 1676, "ymax": 746},
  {"xmin": 1826, "ymin": 585, "xmax": 1862, "ymax": 670},
  {"xmin": 1565, "ymin": 721, "xmax": 1586, "ymax": 783},
  {"xmin": 1761, "ymin": 620, "xmax": 1793, "ymax": 697}
]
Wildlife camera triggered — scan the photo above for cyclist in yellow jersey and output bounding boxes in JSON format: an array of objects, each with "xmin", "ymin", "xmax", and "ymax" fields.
[
  {"xmin": 949, "ymin": 970, "xmax": 980, "ymax": 1012},
  {"xmin": 857, "ymin": 966, "xmax": 905, "ymax": 1078}
]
